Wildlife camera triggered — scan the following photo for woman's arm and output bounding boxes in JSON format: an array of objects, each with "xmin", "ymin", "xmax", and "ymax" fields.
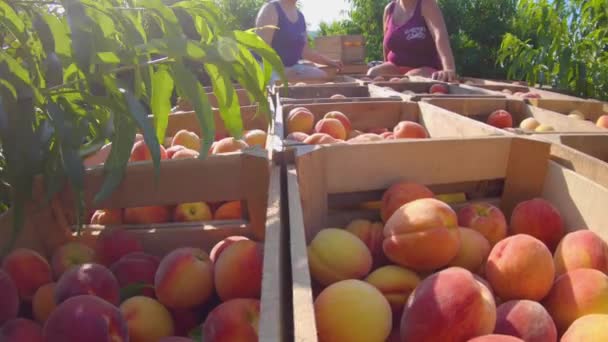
[
  {"xmin": 255, "ymin": 3, "xmax": 279, "ymax": 46},
  {"xmin": 302, "ymin": 45, "xmax": 343, "ymax": 69},
  {"xmin": 421, "ymin": 0, "xmax": 457, "ymax": 81},
  {"xmin": 383, "ymin": 3, "xmax": 391, "ymax": 61}
]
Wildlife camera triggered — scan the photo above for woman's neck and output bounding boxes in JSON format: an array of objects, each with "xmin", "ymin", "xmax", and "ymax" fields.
[
  {"xmin": 279, "ymin": 0, "xmax": 297, "ymax": 10},
  {"xmin": 399, "ymin": 0, "xmax": 417, "ymax": 9}
]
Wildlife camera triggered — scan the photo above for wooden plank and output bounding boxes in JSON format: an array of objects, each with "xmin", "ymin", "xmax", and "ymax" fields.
[
  {"xmin": 369, "ymin": 83, "xmax": 504, "ymax": 101},
  {"xmin": 527, "ymin": 99, "xmax": 607, "ymax": 122},
  {"xmin": 419, "ymin": 101, "xmax": 505, "ymax": 137},
  {"xmin": 280, "ymin": 97, "xmax": 401, "ymax": 106},
  {"xmin": 460, "ymin": 83, "xmax": 585, "ymax": 101}
]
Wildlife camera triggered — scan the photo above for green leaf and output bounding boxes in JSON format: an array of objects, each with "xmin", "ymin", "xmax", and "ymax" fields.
[
  {"xmin": 204, "ymin": 64, "xmax": 242, "ymax": 138},
  {"xmin": 96, "ymin": 52, "xmax": 121, "ymax": 64},
  {"xmin": 232, "ymin": 30, "xmax": 286, "ymax": 82},
  {"xmin": 119, "ymin": 282, "xmax": 154, "ymax": 302},
  {"xmin": 151, "ymin": 66, "xmax": 173, "ymax": 143},
  {"xmin": 63, "ymin": 0, "xmax": 94, "ymax": 72},
  {"xmin": 39, "ymin": 12, "xmax": 72, "ymax": 58},
  {"xmin": 0, "ymin": 1, "xmax": 26, "ymax": 42}
]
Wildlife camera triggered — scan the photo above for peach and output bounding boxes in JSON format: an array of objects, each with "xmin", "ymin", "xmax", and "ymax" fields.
[
  {"xmin": 285, "ymin": 132, "xmax": 309, "ymax": 142},
  {"xmin": 519, "ymin": 117, "xmax": 540, "ymax": 130},
  {"xmin": 213, "ymin": 200, "xmax": 242, "ymax": 220},
  {"xmin": 554, "ymin": 230, "xmax": 608, "ymax": 276},
  {"xmin": 534, "ymin": 124, "xmax": 554, "ymax": 132},
  {"xmin": 393, "ymin": 121, "xmax": 429, "ymax": 139},
  {"xmin": 380, "ymin": 131, "xmax": 394, "ymax": 139},
  {"xmin": 597, "ymin": 114, "xmax": 608, "ymax": 128},
  {"xmin": 448, "ymin": 227, "xmax": 491, "ymax": 273},
  {"xmin": 381, "ymin": 181, "xmax": 434, "ymax": 223},
  {"xmin": 243, "ymin": 129, "xmax": 267, "ymax": 148},
  {"xmin": 367, "ymin": 127, "xmax": 389, "ymax": 135},
  {"xmin": 55, "ymin": 263, "xmax": 120, "ymax": 305},
  {"xmin": 365, "ymin": 265, "xmax": 420, "ymax": 321},
  {"xmin": 429, "ymin": 83, "xmax": 449, "ymax": 94},
  {"xmin": 95, "ymin": 227, "xmax": 143, "ymax": 266},
  {"xmin": 0, "ymin": 270, "xmax": 19, "ymax": 324},
  {"xmin": 166, "ymin": 145, "xmax": 186, "ymax": 159},
  {"xmin": 130, "ymin": 140, "xmax": 168, "ymax": 162},
  {"xmin": 494, "ymin": 300, "xmax": 557, "ymax": 342},
  {"xmin": 346, "ymin": 219, "xmax": 387, "ymax": 267},
  {"xmin": 124, "ymin": 205, "xmax": 172, "ymax": 225},
  {"xmin": 487, "ymin": 110, "xmax": 513, "ymax": 129},
  {"xmin": 43, "ymin": 295, "xmax": 129, "ymax": 341},
  {"xmin": 90, "ymin": 208, "xmax": 123, "ymax": 225},
  {"xmin": 467, "ymin": 335, "xmax": 524, "ymax": 342},
  {"xmin": 173, "ymin": 202, "xmax": 212, "ymax": 222},
  {"xmin": 0, "ymin": 318, "xmax": 43, "ymax": 341},
  {"xmin": 315, "ymin": 279, "xmax": 392, "ymax": 342},
  {"xmin": 155, "ymin": 247, "xmax": 214, "ymax": 309},
  {"xmin": 202, "ymin": 298, "xmax": 260, "ymax": 342},
  {"xmin": 400, "ymin": 267, "xmax": 496, "ymax": 342},
  {"xmin": 110, "ymin": 252, "xmax": 160, "ymax": 298},
  {"xmin": 2, "ymin": 248, "xmax": 52, "ymax": 301},
  {"xmin": 214, "ymin": 240, "xmax": 263, "ymax": 301},
  {"xmin": 330, "ymin": 94, "xmax": 346, "ymax": 99},
  {"xmin": 171, "ymin": 129, "xmax": 201, "ymax": 151},
  {"xmin": 287, "ymin": 107, "xmax": 314, "ymax": 134},
  {"xmin": 383, "ymin": 198, "xmax": 460, "ymax": 271},
  {"xmin": 303, "ymin": 132, "xmax": 341, "ymax": 145},
  {"xmin": 314, "ymin": 118, "xmax": 347, "ymax": 140},
  {"xmin": 169, "ymin": 308, "xmax": 202, "ymax": 337},
  {"xmin": 308, "ymin": 228, "xmax": 373, "ymax": 286},
  {"xmin": 121, "ymin": 296, "xmax": 174, "ymax": 342},
  {"xmin": 160, "ymin": 337, "xmax": 195, "ymax": 342},
  {"xmin": 561, "ymin": 314, "xmax": 608, "ymax": 342},
  {"xmin": 543, "ymin": 268, "xmax": 608, "ymax": 333},
  {"xmin": 458, "ymin": 202, "xmax": 508, "ymax": 246},
  {"xmin": 348, "ymin": 133, "xmax": 383, "ymax": 143},
  {"xmin": 211, "ymin": 137, "xmax": 249, "ymax": 154},
  {"xmin": 373, "ymin": 76, "xmax": 385, "ymax": 82},
  {"xmin": 324, "ymin": 111, "xmax": 352, "ymax": 134},
  {"xmin": 485, "ymin": 234, "xmax": 555, "ymax": 301},
  {"xmin": 32, "ymin": 283, "xmax": 56, "ymax": 323},
  {"xmin": 51, "ymin": 242, "xmax": 95, "ymax": 278},
  {"xmin": 209, "ymin": 235, "xmax": 250, "ymax": 263},
  {"xmin": 510, "ymin": 198, "xmax": 564, "ymax": 251},
  {"xmin": 568, "ymin": 110, "xmax": 585, "ymax": 120},
  {"xmin": 171, "ymin": 148, "xmax": 199, "ymax": 159}
]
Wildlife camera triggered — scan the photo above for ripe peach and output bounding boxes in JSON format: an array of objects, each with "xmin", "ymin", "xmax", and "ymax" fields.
[
  {"xmin": 55, "ymin": 263, "xmax": 120, "ymax": 305},
  {"xmin": 381, "ymin": 181, "xmax": 434, "ymax": 223},
  {"xmin": 171, "ymin": 129, "xmax": 201, "ymax": 151},
  {"xmin": 214, "ymin": 240, "xmax": 263, "ymax": 301},
  {"xmin": 561, "ymin": 314, "xmax": 608, "ymax": 342},
  {"xmin": 171, "ymin": 148, "xmax": 199, "ymax": 159},
  {"xmin": 166, "ymin": 145, "xmax": 186, "ymax": 159},
  {"xmin": 568, "ymin": 110, "xmax": 585, "ymax": 120},
  {"xmin": 468, "ymin": 335, "xmax": 524, "ymax": 342},
  {"xmin": 458, "ymin": 202, "xmax": 508, "ymax": 246},
  {"xmin": 554, "ymin": 230, "xmax": 608, "ymax": 276},
  {"xmin": 43, "ymin": 295, "xmax": 129, "ymax": 342},
  {"xmin": 348, "ymin": 133, "xmax": 383, "ymax": 143},
  {"xmin": 155, "ymin": 247, "xmax": 214, "ymax": 309},
  {"xmin": 130, "ymin": 140, "xmax": 168, "ymax": 162},
  {"xmin": 160, "ymin": 337, "xmax": 195, "ymax": 342},
  {"xmin": 51, "ymin": 242, "xmax": 95, "ymax": 278},
  {"xmin": 303, "ymin": 132, "xmax": 341, "ymax": 145},
  {"xmin": 202, "ymin": 298, "xmax": 260, "ymax": 342},
  {"xmin": 494, "ymin": 300, "xmax": 557, "ymax": 342},
  {"xmin": 543, "ymin": 268, "xmax": 608, "ymax": 333},
  {"xmin": 243, "ymin": 129, "xmax": 267, "ymax": 148},
  {"xmin": 213, "ymin": 201, "xmax": 242, "ymax": 220},
  {"xmin": 32, "ymin": 283, "xmax": 56, "ymax": 323},
  {"xmin": 330, "ymin": 94, "xmax": 346, "ymax": 99},
  {"xmin": 95, "ymin": 227, "xmax": 143, "ymax": 266},
  {"xmin": 315, "ymin": 279, "xmax": 392, "ymax": 342},
  {"xmin": 596, "ymin": 115, "xmax": 608, "ymax": 129},
  {"xmin": 383, "ymin": 198, "xmax": 460, "ymax": 271},
  {"xmin": 485, "ymin": 234, "xmax": 555, "ymax": 301},
  {"xmin": 510, "ymin": 198, "xmax": 564, "ymax": 251},
  {"xmin": 324, "ymin": 111, "xmax": 352, "ymax": 135},
  {"xmin": 367, "ymin": 127, "xmax": 389, "ymax": 135},
  {"xmin": 0, "ymin": 318, "xmax": 43, "ymax": 342},
  {"xmin": 211, "ymin": 137, "xmax": 249, "ymax": 154},
  {"xmin": 448, "ymin": 227, "xmax": 491, "ymax": 273},
  {"xmin": 110, "ymin": 252, "xmax": 160, "ymax": 298},
  {"xmin": 393, "ymin": 121, "xmax": 429, "ymax": 139},
  {"xmin": 519, "ymin": 117, "xmax": 540, "ymax": 131},
  {"xmin": 2, "ymin": 248, "xmax": 52, "ymax": 301},
  {"xmin": 124, "ymin": 206, "xmax": 172, "ymax": 225},
  {"xmin": 346, "ymin": 219, "xmax": 387, "ymax": 267},
  {"xmin": 401, "ymin": 267, "xmax": 496, "ymax": 342},
  {"xmin": 90, "ymin": 208, "xmax": 123, "ymax": 225},
  {"xmin": 173, "ymin": 202, "xmax": 212, "ymax": 222},
  {"xmin": 0, "ymin": 270, "xmax": 19, "ymax": 324},
  {"xmin": 314, "ymin": 118, "xmax": 347, "ymax": 140},
  {"xmin": 534, "ymin": 124, "xmax": 555, "ymax": 132},
  {"xmin": 487, "ymin": 110, "xmax": 513, "ymax": 129},
  {"xmin": 121, "ymin": 296, "xmax": 174, "ymax": 342},
  {"xmin": 308, "ymin": 228, "xmax": 373, "ymax": 286},
  {"xmin": 429, "ymin": 83, "xmax": 449, "ymax": 94},
  {"xmin": 287, "ymin": 107, "xmax": 314, "ymax": 134},
  {"xmin": 209, "ymin": 236, "xmax": 250, "ymax": 263},
  {"xmin": 365, "ymin": 265, "xmax": 420, "ymax": 322},
  {"xmin": 285, "ymin": 132, "xmax": 309, "ymax": 142}
]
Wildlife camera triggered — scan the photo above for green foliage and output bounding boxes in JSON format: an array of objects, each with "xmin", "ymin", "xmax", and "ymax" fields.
[
  {"xmin": 347, "ymin": 0, "xmax": 389, "ymax": 62},
  {"xmin": 213, "ymin": 0, "xmax": 267, "ymax": 30},
  {"xmin": 318, "ymin": 20, "xmax": 360, "ymax": 37},
  {"xmin": 498, "ymin": 0, "xmax": 608, "ymax": 100},
  {"xmin": 0, "ymin": 0, "xmax": 284, "ymax": 252}
]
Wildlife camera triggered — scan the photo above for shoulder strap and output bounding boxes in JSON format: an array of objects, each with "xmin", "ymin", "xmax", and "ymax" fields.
[{"xmin": 415, "ymin": 0, "xmax": 423, "ymax": 16}]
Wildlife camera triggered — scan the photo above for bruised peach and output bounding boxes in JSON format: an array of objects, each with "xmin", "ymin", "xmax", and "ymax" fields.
[
  {"xmin": 110, "ymin": 252, "xmax": 160, "ymax": 298},
  {"xmin": 124, "ymin": 206, "xmax": 172, "ymax": 225},
  {"xmin": 211, "ymin": 137, "xmax": 249, "ymax": 154},
  {"xmin": 121, "ymin": 296, "xmax": 174, "ymax": 342},
  {"xmin": 90, "ymin": 208, "xmax": 123, "ymax": 225},
  {"xmin": 202, "ymin": 298, "xmax": 260, "ymax": 342},
  {"xmin": 393, "ymin": 121, "xmax": 429, "ymax": 139},
  {"xmin": 365, "ymin": 265, "xmax": 420, "ymax": 322},
  {"xmin": 32, "ymin": 283, "xmax": 57, "ymax": 323},
  {"xmin": 561, "ymin": 314, "xmax": 608, "ymax": 342},
  {"xmin": 287, "ymin": 107, "xmax": 314, "ymax": 134},
  {"xmin": 51, "ymin": 242, "xmax": 95, "ymax": 278},
  {"xmin": 494, "ymin": 300, "xmax": 557, "ymax": 342},
  {"xmin": 213, "ymin": 201, "xmax": 242, "ymax": 220},
  {"xmin": 554, "ymin": 229, "xmax": 608, "ymax": 276},
  {"xmin": 55, "ymin": 263, "xmax": 120, "ymax": 305},
  {"xmin": 209, "ymin": 236, "xmax": 250, "ymax": 263},
  {"xmin": 0, "ymin": 270, "xmax": 19, "ymax": 324},
  {"xmin": 380, "ymin": 181, "xmax": 434, "ymax": 223},
  {"xmin": 510, "ymin": 198, "xmax": 564, "ymax": 251},
  {"xmin": 2, "ymin": 248, "xmax": 52, "ymax": 301},
  {"xmin": 214, "ymin": 240, "xmax": 263, "ymax": 301},
  {"xmin": 457, "ymin": 202, "xmax": 507, "ymax": 246},
  {"xmin": 0, "ymin": 318, "xmax": 43, "ymax": 342},
  {"xmin": 448, "ymin": 227, "xmax": 491, "ymax": 273},
  {"xmin": 95, "ymin": 227, "xmax": 143, "ymax": 266},
  {"xmin": 314, "ymin": 118, "xmax": 347, "ymax": 140}
]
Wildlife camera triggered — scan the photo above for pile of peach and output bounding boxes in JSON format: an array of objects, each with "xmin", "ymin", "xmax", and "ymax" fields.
[
  {"xmin": 285, "ymin": 107, "xmax": 429, "ymax": 145},
  {"xmin": 307, "ymin": 181, "xmax": 608, "ymax": 342},
  {"xmin": 0, "ymin": 229, "xmax": 264, "ymax": 341},
  {"xmin": 485, "ymin": 109, "xmax": 608, "ymax": 132}
]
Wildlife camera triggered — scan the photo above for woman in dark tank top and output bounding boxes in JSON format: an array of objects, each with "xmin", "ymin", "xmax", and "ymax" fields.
[
  {"xmin": 256, "ymin": 0, "xmax": 343, "ymax": 80},
  {"xmin": 368, "ymin": 0, "xmax": 457, "ymax": 82}
]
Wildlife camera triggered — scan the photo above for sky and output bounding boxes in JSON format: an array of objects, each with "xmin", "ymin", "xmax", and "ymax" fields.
[{"xmin": 299, "ymin": 0, "xmax": 350, "ymax": 30}]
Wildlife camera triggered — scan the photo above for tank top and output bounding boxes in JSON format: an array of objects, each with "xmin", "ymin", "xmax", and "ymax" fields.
[
  {"xmin": 383, "ymin": 0, "xmax": 442, "ymax": 69},
  {"xmin": 271, "ymin": 1, "xmax": 307, "ymax": 67}
]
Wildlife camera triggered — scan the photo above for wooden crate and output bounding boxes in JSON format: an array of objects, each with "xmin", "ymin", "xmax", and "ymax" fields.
[
  {"xmin": 279, "ymin": 97, "xmax": 402, "ymax": 106},
  {"xmin": 0, "ymin": 150, "xmax": 287, "ymax": 341},
  {"xmin": 526, "ymin": 98, "xmax": 608, "ymax": 123},
  {"xmin": 369, "ymin": 82, "xmax": 505, "ymax": 101},
  {"xmin": 273, "ymin": 75, "xmax": 362, "ymax": 88},
  {"xmin": 277, "ymin": 84, "xmax": 371, "ymax": 100},
  {"xmin": 423, "ymin": 98, "xmax": 605, "ymax": 134},
  {"xmin": 286, "ymin": 136, "xmax": 608, "ymax": 341},
  {"xmin": 460, "ymin": 83, "xmax": 585, "ymax": 101},
  {"xmin": 314, "ymin": 35, "xmax": 365, "ymax": 64}
]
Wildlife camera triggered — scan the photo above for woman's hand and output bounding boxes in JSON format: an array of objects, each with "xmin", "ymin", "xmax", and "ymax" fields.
[
  {"xmin": 432, "ymin": 69, "xmax": 457, "ymax": 82},
  {"xmin": 329, "ymin": 59, "xmax": 344, "ymax": 70}
]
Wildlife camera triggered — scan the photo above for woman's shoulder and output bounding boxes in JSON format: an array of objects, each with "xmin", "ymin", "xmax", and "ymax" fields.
[
  {"xmin": 257, "ymin": 1, "xmax": 279, "ymax": 24},
  {"xmin": 384, "ymin": 1, "xmax": 395, "ymax": 13}
]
